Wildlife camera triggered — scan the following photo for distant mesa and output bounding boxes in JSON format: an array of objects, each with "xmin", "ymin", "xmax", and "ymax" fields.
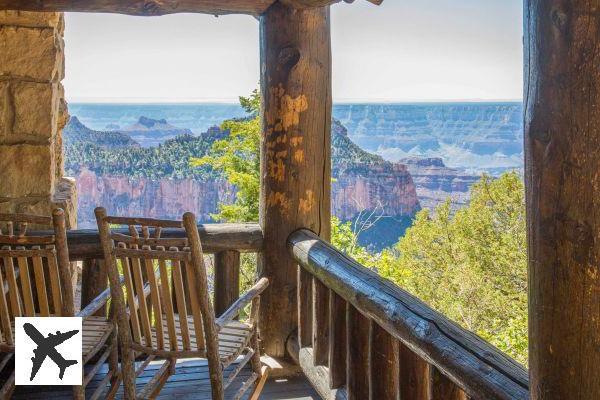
[
  {"xmin": 400, "ymin": 156, "xmax": 446, "ymax": 168},
  {"xmin": 105, "ymin": 123, "xmax": 120, "ymax": 130},
  {"xmin": 117, "ymin": 116, "xmax": 194, "ymax": 147},
  {"xmin": 122, "ymin": 116, "xmax": 192, "ymax": 136}
]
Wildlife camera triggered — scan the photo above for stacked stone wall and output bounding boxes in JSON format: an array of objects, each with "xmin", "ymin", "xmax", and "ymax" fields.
[{"xmin": 0, "ymin": 11, "xmax": 76, "ymax": 227}]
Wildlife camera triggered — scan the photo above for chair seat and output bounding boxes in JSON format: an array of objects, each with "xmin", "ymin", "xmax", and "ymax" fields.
[
  {"xmin": 4, "ymin": 315, "xmax": 114, "ymax": 359},
  {"xmin": 144, "ymin": 313, "xmax": 254, "ymax": 363}
]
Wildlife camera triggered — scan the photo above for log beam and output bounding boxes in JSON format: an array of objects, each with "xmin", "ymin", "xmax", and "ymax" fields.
[
  {"xmin": 259, "ymin": 1, "xmax": 332, "ymax": 358},
  {"xmin": 525, "ymin": 0, "xmax": 600, "ymax": 398},
  {"xmin": 0, "ymin": 0, "xmax": 274, "ymax": 16},
  {"xmin": 0, "ymin": 0, "xmax": 382, "ymax": 15}
]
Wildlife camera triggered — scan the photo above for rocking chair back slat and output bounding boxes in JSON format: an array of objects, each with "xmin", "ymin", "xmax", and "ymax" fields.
[
  {"xmin": 171, "ymin": 256, "xmax": 192, "ymax": 350},
  {"xmin": 118, "ymin": 244, "xmax": 142, "ymax": 344},
  {"xmin": 31, "ymin": 251, "xmax": 50, "ymax": 317},
  {"xmin": 3, "ymin": 255, "xmax": 22, "ymax": 318},
  {"xmin": 158, "ymin": 256, "xmax": 178, "ymax": 351},
  {"xmin": 184, "ymin": 258, "xmax": 205, "ymax": 350},
  {"xmin": 16, "ymin": 253, "xmax": 35, "ymax": 317}
]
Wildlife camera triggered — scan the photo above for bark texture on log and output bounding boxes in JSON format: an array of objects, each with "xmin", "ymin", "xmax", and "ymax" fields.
[
  {"xmin": 259, "ymin": 1, "xmax": 332, "ymax": 357},
  {"xmin": 525, "ymin": 1, "xmax": 600, "ymax": 398}
]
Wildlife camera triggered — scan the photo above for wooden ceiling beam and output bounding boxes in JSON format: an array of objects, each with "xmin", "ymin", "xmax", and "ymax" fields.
[
  {"xmin": 0, "ymin": 0, "xmax": 276, "ymax": 16},
  {"xmin": 0, "ymin": 0, "xmax": 383, "ymax": 15}
]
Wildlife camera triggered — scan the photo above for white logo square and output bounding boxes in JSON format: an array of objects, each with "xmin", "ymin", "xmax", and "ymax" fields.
[{"xmin": 15, "ymin": 317, "xmax": 83, "ymax": 386}]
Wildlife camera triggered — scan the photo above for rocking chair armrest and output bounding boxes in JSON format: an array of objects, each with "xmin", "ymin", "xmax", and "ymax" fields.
[
  {"xmin": 77, "ymin": 275, "xmax": 126, "ymax": 318},
  {"xmin": 216, "ymin": 277, "xmax": 269, "ymax": 328}
]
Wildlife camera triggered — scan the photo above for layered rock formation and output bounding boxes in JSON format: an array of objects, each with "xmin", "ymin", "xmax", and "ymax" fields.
[
  {"xmin": 331, "ymin": 120, "xmax": 419, "ymax": 220},
  {"xmin": 333, "ymin": 102, "xmax": 523, "ymax": 173},
  {"xmin": 401, "ymin": 157, "xmax": 480, "ymax": 212},
  {"xmin": 0, "ymin": 11, "xmax": 76, "ymax": 227},
  {"xmin": 76, "ymin": 168, "xmax": 235, "ymax": 227}
]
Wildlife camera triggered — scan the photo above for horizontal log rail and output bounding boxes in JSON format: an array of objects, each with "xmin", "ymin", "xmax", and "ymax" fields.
[
  {"xmin": 29, "ymin": 223, "xmax": 263, "ymax": 261},
  {"xmin": 288, "ymin": 228, "xmax": 528, "ymax": 400}
]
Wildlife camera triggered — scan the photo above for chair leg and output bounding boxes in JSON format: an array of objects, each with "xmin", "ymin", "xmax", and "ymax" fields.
[
  {"xmin": 248, "ymin": 328, "xmax": 270, "ymax": 400},
  {"xmin": 0, "ymin": 371, "xmax": 15, "ymax": 399},
  {"xmin": 250, "ymin": 328, "xmax": 262, "ymax": 375},
  {"xmin": 120, "ymin": 347, "xmax": 137, "ymax": 400},
  {"xmin": 106, "ymin": 333, "xmax": 121, "ymax": 400}
]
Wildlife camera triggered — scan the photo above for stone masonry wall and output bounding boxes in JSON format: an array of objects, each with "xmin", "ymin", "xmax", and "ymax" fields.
[{"xmin": 0, "ymin": 11, "xmax": 76, "ymax": 228}]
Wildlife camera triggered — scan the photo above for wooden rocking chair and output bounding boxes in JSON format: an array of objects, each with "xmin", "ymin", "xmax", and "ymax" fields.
[
  {"xmin": 94, "ymin": 208, "xmax": 270, "ymax": 399},
  {"xmin": 0, "ymin": 209, "xmax": 121, "ymax": 399}
]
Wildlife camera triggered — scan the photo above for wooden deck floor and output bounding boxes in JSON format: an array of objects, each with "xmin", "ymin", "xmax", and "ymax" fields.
[{"xmin": 11, "ymin": 358, "xmax": 321, "ymax": 399}]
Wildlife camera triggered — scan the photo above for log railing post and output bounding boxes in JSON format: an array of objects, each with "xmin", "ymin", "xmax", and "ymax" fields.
[
  {"xmin": 312, "ymin": 278, "xmax": 329, "ymax": 366},
  {"xmin": 328, "ymin": 290, "xmax": 346, "ymax": 389},
  {"xmin": 370, "ymin": 323, "xmax": 399, "ymax": 400},
  {"xmin": 399, "ymin": 342, "xmax": 429, "ymax": 400},
  {"xmin": 429, "ymin": 365, "xmax": 466, "ymax": 400},
  {"xmin": 213, "ymin": 250, "xmax": 240, "ymax": 317},
  {"xmin": 525, "ymin": 1, "xmax": 600, "ymax": 398},
  {"xmin": 259, "ymin": 1, "xmax": 332, "ymax": 358},
  {"xmin": 298, "ymin": 267, "xmax": 313, "ymax": 348},
  {"xmin": 80, "ymin": 258, "xmax": 107, "ymax": 316},
  {"xmin": 346, "ymin": 304, "xmax": 370, "ymax": 400}
]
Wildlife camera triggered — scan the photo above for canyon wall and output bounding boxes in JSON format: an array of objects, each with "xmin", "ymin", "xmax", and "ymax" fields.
[
  {"xmin": 401, "ymin": 157, "xmax": 480, "ymax": 212},
  {"xmin": 75, "ymin": 164, "xmax": 420, "ymax": 231},
  {"xmin": 76, "ymin": 168, "xmax": 236, "ymax": 227}
]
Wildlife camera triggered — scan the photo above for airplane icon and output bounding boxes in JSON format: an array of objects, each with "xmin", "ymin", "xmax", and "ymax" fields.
[{"xmin": 23, "ymin": 323, "xmax": 79, "ymax": 381}]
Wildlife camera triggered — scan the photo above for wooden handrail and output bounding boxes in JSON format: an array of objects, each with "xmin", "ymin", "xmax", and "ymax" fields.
[
  {"xmin": 29, "ymin": 223, "xmax": 263, "ymax": 261},
  {"xmin": 288, "ymin": 228, "xmax": 529, "ymax": 400}
]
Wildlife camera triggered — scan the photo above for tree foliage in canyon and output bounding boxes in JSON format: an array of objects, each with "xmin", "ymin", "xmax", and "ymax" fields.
[
  {"xmin": 379, "ymin": 172, "xmax": 528, "ymax": 365},
  {"xmin": 190, "ymin": 90, "xmax": 261, "ymax": 222}
]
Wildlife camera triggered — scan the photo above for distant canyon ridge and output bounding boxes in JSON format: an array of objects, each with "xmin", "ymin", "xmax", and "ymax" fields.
[{"xmin": 65, "ymin": 115, "xmax": 482, "ymax": 250}]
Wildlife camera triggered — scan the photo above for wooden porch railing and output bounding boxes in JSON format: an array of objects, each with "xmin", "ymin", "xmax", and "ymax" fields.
[
  {"xmin": 29, "ymin": 223, "xmax": 263, "ymax": 317},
  {"xmin": 287, "ymin": 229, "xmax": 529, "ymax": 400}
]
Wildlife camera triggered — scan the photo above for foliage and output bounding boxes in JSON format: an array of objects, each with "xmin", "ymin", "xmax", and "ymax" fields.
[
  {"xmin": 378, "ymin": 172, "xmax": 528, "ymax": 365},
  {"xmin": 190, "ymin": 93, "xmax": 261, "ymax": 222},
  {"xmin": 65, "ymin": 134, "xmax": 219, "ymax": 180}
]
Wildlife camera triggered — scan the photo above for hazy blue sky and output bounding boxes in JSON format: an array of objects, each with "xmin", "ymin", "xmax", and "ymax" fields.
[{"xmin": 64, "ymin": 0, "xmax": 522, "ymax": 103}]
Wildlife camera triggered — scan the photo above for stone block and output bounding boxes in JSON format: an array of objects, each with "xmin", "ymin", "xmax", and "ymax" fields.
[
  {"xmin": 0, "ymin": 81, "xmax": 11, "ymax": 137},
  {"xmin": 0, "ymin": 177, "xmax": 77, "ymax": 229},
  {"xmin": 0, "ymin": 26, "xmax": 60, "ymax": 81},
  {"xmin": 0, "ymin": 144, "xmax": 54, "ymax": 197},
  {"xmin": 0, "ymin": 11, "xmax": 61, "ymax": 28},
  {"xmin": 13, "ymin": 81, "xmax": 57, "ymax": 138}
]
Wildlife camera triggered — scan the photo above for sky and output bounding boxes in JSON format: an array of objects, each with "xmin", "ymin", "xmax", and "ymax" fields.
[{"xmin": 63, "ymin": 0, "xmax": 523, "ymax": 103}]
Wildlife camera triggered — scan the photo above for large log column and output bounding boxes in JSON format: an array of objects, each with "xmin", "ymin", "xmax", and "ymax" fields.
[
  {"xmin": 259, "ymin": 1, "xmax": 332, "ymax": 358},
  {"xmin": 525, "ymin": 1, "xmax": 600, "ymax": 398}
]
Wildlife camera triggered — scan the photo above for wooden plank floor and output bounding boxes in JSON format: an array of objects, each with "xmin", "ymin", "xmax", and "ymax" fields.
[{"xmin": 11, "ymin": 358, "xmax": 321, "ymax": 399}]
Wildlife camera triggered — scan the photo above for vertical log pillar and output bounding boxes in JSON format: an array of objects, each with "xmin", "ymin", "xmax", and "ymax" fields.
[
  {"xmin": 81, "ymin": 259, "xmax": 107, "ymax": 316},
  {"xmin": 525, "ymin": 1, "xmax": 600, "ymax": 398},
  {"xmin": 259, "ymin": 1, "xmax": 332, "ymax": 358},
  {"xmin": 213, "ymin": 250, "xmax": 240, "ymax": 317}
]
